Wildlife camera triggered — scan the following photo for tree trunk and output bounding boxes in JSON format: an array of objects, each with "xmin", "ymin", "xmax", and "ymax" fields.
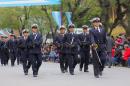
[
  {"xmin": 41, "ymin": 6, "xmax": 55, "ymax": 39},
  {"xmin": 126, "ymin": 13, "xmax": 130, "ymax": 36}
]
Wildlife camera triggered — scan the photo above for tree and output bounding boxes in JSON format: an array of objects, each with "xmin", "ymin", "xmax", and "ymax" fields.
[
  {"xmin": 62, "ymin": 0, "xmax": 102, "ymax": 27},
  {"xmin": 0, "ymin": 7, "xmax": 21, "ymax": 30}
]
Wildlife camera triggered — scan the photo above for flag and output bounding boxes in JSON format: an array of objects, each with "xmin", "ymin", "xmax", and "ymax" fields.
[
  {"xmin": 65, "ymin": 12, "xmax": 72, "ymax": 25},
  {"xmin": 52, "ymin": 11, "xmax": 61, "ymax": 28}
]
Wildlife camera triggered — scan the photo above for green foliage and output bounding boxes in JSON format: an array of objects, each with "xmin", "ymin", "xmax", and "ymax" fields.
[
  {"xmin": 62, "ymin": 0, "xmax": 102, "ymax": 27},
  {"xmin": 0, "ymin": 7, "xmax": 21, "ymax": 29},
  {"xmin": 0, "ymin": 0, "xmax": 129, "ymax": 36}
]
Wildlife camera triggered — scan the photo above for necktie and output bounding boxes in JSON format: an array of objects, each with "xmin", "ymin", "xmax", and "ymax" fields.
[
  {"xmin": 95, "ymin": 28, "xmax": 99, "ymax": 33},
  {"xmin": 24, "ymin": 36, "xmax": 27, "ymax": 40},
  {"xmin": 60, "ymin": 34, "xmax": 64, "ymax": 37},
  {"xmin": 62, "ymin": 34, "xmax": 64, "ymax": 37},
  {"xmin": 84, "ymin": 33, "xmax": 86, "ymax": 36},
  {"xmin": 33, "ymin": 33, "xmax": 37, "ymax": 40},
  {"xmin": 98, "ymin": 28, "xmax": 100, "ymax": 32}
]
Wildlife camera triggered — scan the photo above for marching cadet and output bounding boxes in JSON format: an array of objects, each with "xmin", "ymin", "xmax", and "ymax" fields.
[
  {"xmin": 78, "ymin": 25, "xmax": 91, "ymax": 72},
  {"xmin": 0, "ymin": 35, "xmax": 9, "ymax": 66},
  {"xmin": 7, "ymin": 34, "xmax": 17, "ymax": 66},
  {"xmin": 18, "ymin": 29, "xmax": 31, "ymax": 75},
  {"xmin": 63, "ymin": 24, "xmax": 78, "ymax": 75},
  {"xmin": 16, "ymin": 36, "xmax": 22, "ymax": 65},
  {"xmin": 53, "ymin": 25, "xmax": 68, "ymax": 73},
  {"xmin": 90, "ymin": 17, "xmax": 107, "ymax": 78},
  {"xmin": 27, "ymin": 24, "xmax": 43, "ymax": 77}
]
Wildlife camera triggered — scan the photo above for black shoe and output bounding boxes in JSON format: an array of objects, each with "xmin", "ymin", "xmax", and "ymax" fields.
[
  {"xmin": 33, "ymin": 72, "xmax": 38, "ymax": 77},
  {"xmin": 24, "ymin": 69, "xmax": 28, "ymax": 75},
  {"xmin": 24, "ymin": 72, "xmax": 28, "ymax": 75},
  {"xmin": 80, "ymin": 68, "xmax": 82, "ymax": 71},
  {"xmin": 64, "ymin": 69, "xmax": 68, "ymax": 72},
  {"xmin": 95, "ymin": 75, "xmax": 99, "ymax": 78},
  {"xmin": 11, "ymin": 64, "xmax": 14, "ymax": 67},
  {"xmin": 33, "ymin": 75, "xmax": 37, "ymax": 77},
  {"xmin": 61, "ymin": 70, "xmax": 65, "ymax": 73},
  {"xmin": 99, "ymin": 71, "xmax": 102, "ymax": 76},
  {"xmin": 24, "ymin": 71, "xmax": 28, "ymax": 75},
  {"xmin": 84, "ymin": 70, "xmax": 89, "ymax": 72},
  {"xmin": 17, "ymin": 63, "xmax": 19, "ymax": 65},
  {"xmin": 108, "ymin": 66, "xmax": 111, "ymax": 68},
  {"xmin": 70, "ymin": 72, "xmax": 74, "ymax": 75},
  {"xmin": 4, "ymin": 64, "xmax": 7, "ymax": 66}
]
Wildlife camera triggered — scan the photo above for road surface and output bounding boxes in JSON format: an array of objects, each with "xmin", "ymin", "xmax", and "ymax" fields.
[{"xmin": 0, "ymin": 62, "xmax": 130, "ymax": 86}]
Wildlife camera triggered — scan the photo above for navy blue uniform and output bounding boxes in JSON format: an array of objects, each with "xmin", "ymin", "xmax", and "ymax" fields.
[
  {"xmin": 63, "ymin": 33, "xmax": 78, "ymax": 75},
  {"xmin": 15, "ymin": 38, "xmax": 22, "ymax": 65},
  {"xmin": 0, "ymin": 41, "xmax": 9, "ymax": 66},
  {"xmin": 7, "ymin": 39, "xmax": 17, "ymax": 66},
  {"xmin": 78, "ymin": 32, "xmax": 92, "ymax": 72},
  {"xmin": 27, "ymin": 33, "xmax": 43, "ymax": 76},
  {"xmin": 18, "ymin": 36, "xmax": 31, "ymax": 75},
  {"xmin": 90, "ymin": 27, "xmax": 107, "ymax": 77},
  {"xmin": 54, "ymin": 33, "xmax": 68, "ymax": 73}
]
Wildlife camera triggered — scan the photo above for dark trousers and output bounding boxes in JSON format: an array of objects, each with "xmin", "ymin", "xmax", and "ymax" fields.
[
  {"xmin": 59, "ymin": 53, "xmax": 68, "ymax": 71},
  {"xmin": 1, "ymin": 56, "xmax": 8, "ymax": 65},
  {"xmin": 98, "ymin": 50, "xmax": 106, "ymax": 72},
  {"xmin": 66, "ymin": 54, "xmax": 77, "ymax": 73},
  {"xmin": 17, "ymin": 56, "xmax": 21, "ymax": 65},
  {"xmin": 21, "ymin": 52, "xmax": 31, "ymax": 73},
  {"xmin": 121, "ymin": 59, "xmax": 127, "ymax": 67},
  {"xmin": 16, "ymin": 50, "xmax": 21, "ymax": 65},
  {"xmin": 1, "ymin": 51, "xmax": 9, "ymax": 65},
  {"xmin": 10, "ymin": 51, "xmax": 16, "ymax": 66},
  {"xmin": 1, "ymin": 56, "xmax": 5, "ymax": 65},
  {"xmin": 92, "ymin": 48, "xmax": 106, "ymax": 76},
  {"xmin": 22, "ymin": 58, "xmax": 31, "ymax": 73},
  {"xmin": 80, "ymin": 50, "xmax": 90, "ymax": 71},
  {"xmin": 30, "ymin": 53, "xmax": 42, "ymax": 75}
]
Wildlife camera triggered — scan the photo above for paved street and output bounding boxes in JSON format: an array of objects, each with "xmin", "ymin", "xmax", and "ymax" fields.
[{"xmin": 0, "ymin": 62, "xmax": 130, "ymax": 86}]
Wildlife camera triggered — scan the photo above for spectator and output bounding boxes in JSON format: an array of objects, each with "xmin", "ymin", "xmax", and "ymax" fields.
[
  {"xmin": 49, "ymin": 46, "xmax": 58, "ymax": 62},
  {"xmin": 106, "ymin": 35, "xmax": 114, "ymax": 68},
  {"xmin": 122, "ymin": 44, "xmax": 130, "ymax": 67},
  {"xmin": 113, "ymin": 45, "xmax": 122, "ymax": 66}
]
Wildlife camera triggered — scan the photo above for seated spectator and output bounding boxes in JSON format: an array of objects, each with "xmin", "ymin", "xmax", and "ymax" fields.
[
  {"xmin": 111, "ymin": 47, "xmax": 115, "ymax": 65},
  {"xmin": 113, "ymin": 45, "xmax": 122, "ymax": 66},
  {"xmin": 122, "ymin": 44, "xmax": 130, "ymax": 67},
  {"xmin": 112, "ymin": 47, "xmax": 115, "ymax": 58},
  {"xmin": 42, "ymin": 49, "xmax": 49, "ymax": 62},
  {"xmin": 49, "ymin": 47, "xmax": 58, "ymax": 62},
  {"xmin": 115, "ymin": 36, "xmax": 123, "ymax": 45}
]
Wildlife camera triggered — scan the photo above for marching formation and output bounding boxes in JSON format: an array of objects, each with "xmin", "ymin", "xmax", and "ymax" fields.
[
  {"xmin": 0, "ymin": 17, "xmax": 108, "ymax": 78},
  {"xmin": 0, "ymin": 24, "xmax": 43, "ymax": 77},
  {"xmin": 54, "ymin": 17, "xmax": 107, "ymax": 78}
]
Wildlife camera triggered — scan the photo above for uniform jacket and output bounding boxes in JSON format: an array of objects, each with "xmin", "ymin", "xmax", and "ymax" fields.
[
  {"xmin": 27, "ymin": 33, "xmax": 43, "ymax": 54},
  {"xmin": 18, "ymin": 36, "xmax": 28, "ymax": 51},
  {"xmin": 53, "ymin": 33, "xmax": 65, "ymax": 54},
  {"xmin": 78, "ymin": 32, "xmax": 92, "ymax": 52},
  {"xmin": 7, "ymin": 39, "xmax": 17, "ymax": 53},
  {"xmin": 63, "ymin": 32, "xmax": 78, "ymax": 54},
  {"xmin": 90, "ymin": 27, "xmax": 107, "ymax": 51}
]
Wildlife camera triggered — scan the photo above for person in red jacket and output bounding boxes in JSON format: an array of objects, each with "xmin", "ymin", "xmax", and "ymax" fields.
[
  {"xmin": 112, "ymin": 47, "xmax": 115, "ymax": 58},
  {"xmin": 122, "ymin": 44, "xmax": 130, "ymax": 66}
]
